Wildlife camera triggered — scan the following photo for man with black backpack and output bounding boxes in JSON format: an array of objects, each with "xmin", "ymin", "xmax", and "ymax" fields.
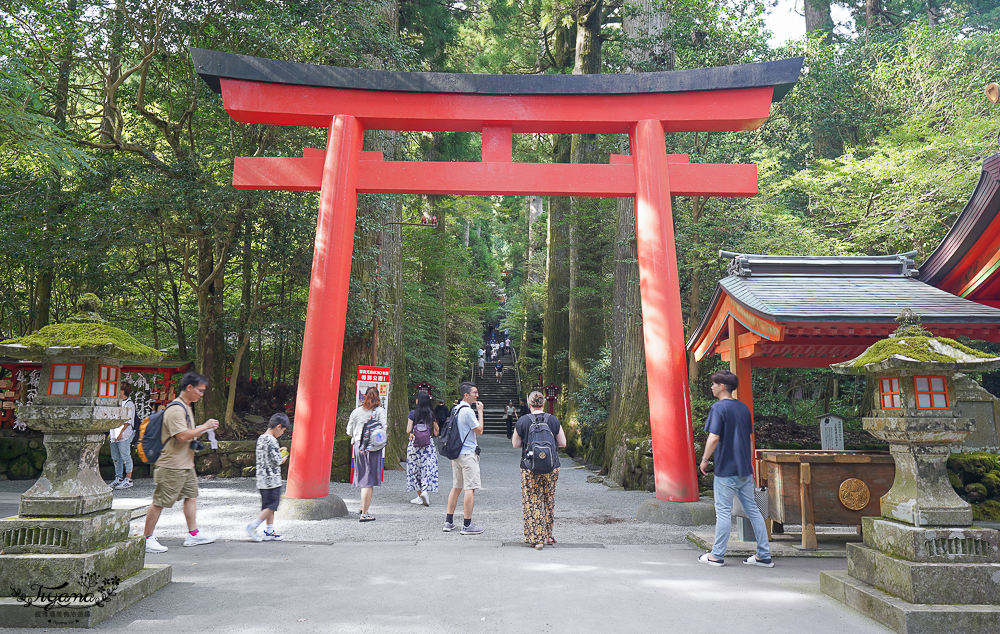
[
  {"xmin": 143, "ymin": 372, "xmax": 220, "ymax": 554},
  {"xmin": 443, "ymin": 382, "xmax": 485, "ymax": 535}
]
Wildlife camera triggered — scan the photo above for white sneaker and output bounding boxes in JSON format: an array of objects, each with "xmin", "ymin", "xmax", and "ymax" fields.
[
  {"xmin": 108, "ymin": 477, "xmax": 123, "ymax": 489},
  {"xmin": 410, "ymin": 496, "xmax": 423, "ymax": 505},
  {"xmin": 145, "ymin": 536, "xmax": 168, "ymax": 553},
  {"xmin": 183, "ymin": 531, "xmax": 217, "ymax": 547},
  {"xmin": 420, "ymin": 492, "xmax": 430, "ymax": 506},
  {"xmin": 118, "ymin": 478, "xmax": 133, "ymax": 489},
  {"xmin": 262, "ymin": 530, "xmax": 283, "ymax": 541},
  {"xmin": 245, "ymin": 523, "xmax": 263, "ymax": 542}
]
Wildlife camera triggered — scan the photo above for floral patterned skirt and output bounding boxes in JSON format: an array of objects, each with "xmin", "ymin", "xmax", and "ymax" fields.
[
  {"xmin": 521, "ymin": 468, "xmax": 559, "ymax": 544},
  {"xmin": 405, "ymin": 441, "xmax": 440, "ymax": 493}
]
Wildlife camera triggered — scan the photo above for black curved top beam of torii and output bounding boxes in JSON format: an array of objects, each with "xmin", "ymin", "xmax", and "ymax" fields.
[{"xmin": 191, "ymin": 47, "xmax": 803, "ymax": 101}]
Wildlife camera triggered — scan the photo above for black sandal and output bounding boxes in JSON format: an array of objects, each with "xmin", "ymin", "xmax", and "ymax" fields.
[{"xmin": 359, "ymin": 514, "xmax": 376, "ymax": 522}]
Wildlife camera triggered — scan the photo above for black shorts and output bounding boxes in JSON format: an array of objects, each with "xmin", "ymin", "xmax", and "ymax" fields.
[{"xmin": 260, "ymin": 486, "xmax": 281, "ymax": 511}]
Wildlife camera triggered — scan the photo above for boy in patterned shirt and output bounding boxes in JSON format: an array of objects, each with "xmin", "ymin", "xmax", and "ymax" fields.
[{"xmin": 245, "ymin": 413, "xmax": 290, "ymax": 542}]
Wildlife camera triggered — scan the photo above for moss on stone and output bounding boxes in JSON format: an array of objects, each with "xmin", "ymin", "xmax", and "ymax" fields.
[
  {"xmin": 0, "ymin": 322, "xmax": 163, "ymax": 362},
  {"xmin": 852, "ymin": 336, "xmax": 994, "ymax": 368},
  {"xmin": 965, "ymin": 482, "xmax": 988, "ymax": 503},
  {"xmin": 982, "ymin": 471, "xmax": 1000, "ymax": 498},
  {"xmin": 948, "ymin": 469, "xmax": 964, "ymax": 493},
  {"xmin": 948, "ymin": 453, "xmax": 1000, "ymax": 484},
  {"xmin": 972, "ymin": 499, "xmax": 1000, "ymax": 521}
]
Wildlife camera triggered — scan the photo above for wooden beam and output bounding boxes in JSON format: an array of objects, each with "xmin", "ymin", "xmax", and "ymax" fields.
[
  {"xmin": 800, "ymin": 462, "xmax": 818, "ymax": 549},
  {"xmin": 232, "ymin": 155, "xmax": 759, "ymax": 198}
]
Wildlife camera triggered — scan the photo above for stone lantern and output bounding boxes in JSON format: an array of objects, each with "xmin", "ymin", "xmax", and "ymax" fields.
[
  {"xmin": 0, "ymin": 295, "xmax": 171, "ymax": 627},
  {"xmin": 821, "ymin": 318, "xmax": 1000, "ymax": 633}
]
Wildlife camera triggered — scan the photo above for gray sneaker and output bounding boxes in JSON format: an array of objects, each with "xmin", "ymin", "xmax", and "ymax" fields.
[
  {"xmin": 460, "ymin": 523, "xmax": 484, "ymax": 535},
  {"xmin": 442, "ymin": 522, "xmax": 456, "ymax": 532}
]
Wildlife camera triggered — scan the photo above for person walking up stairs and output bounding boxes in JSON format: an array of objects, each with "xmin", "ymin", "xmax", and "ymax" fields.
[{"xmin": 476, "ymin": 340, "xmax": 520, "ymax": 434}]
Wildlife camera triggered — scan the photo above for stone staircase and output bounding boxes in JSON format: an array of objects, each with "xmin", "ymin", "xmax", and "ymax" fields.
[{"xmin": 473, "ymin": 350, "xmax": 520, "ymax": 435}]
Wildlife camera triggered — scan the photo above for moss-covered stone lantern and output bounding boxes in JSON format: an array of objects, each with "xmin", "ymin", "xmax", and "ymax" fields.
[
  {"xmin": 0, "ymin": 295, "xmax": 171, "ymax": 627},
  {"xmin": 821, "ymin": 315, "xmax": 1000, "ymax": 633},
  {"xmin": 834, "ymin": 328, "xmax": 999, "ymax": 526}
]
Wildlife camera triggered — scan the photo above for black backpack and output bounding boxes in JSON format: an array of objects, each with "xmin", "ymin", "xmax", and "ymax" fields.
[
  {"xmin": 136, "ymin": 401, "xmax": 188, "ymax": 464},
  {"xmin": 438, "ymin": 403, "xmax": 472, "ymax": 460},
  {"xmin": 522, "ymin": 413, "xmax": 558, "ymax": 473}
]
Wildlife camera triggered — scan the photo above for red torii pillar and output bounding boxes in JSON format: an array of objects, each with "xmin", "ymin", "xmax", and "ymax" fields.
[{"xmin": 192, "ymin": 48, "xmax": 801, "ymax": 505}]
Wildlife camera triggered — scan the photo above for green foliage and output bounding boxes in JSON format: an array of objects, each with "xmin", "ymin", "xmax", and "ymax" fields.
[
  {"xmin": 776, "ymin": 24, "xmax": 1000, "ymax": 256},
  {"xmin": 573, "ymin": 345, "xmax": 612, "ymax": 446}
]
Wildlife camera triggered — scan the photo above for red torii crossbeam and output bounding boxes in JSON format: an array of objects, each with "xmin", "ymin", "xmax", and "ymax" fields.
[{"xmin": 192, "ymin": 48, "xmax": 803, "ymax": 503}]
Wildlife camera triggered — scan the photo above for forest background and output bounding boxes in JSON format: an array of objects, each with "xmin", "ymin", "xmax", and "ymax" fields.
[{"xmin": 1, "ymin": 0, "xmax": 999, "ymax": 484}]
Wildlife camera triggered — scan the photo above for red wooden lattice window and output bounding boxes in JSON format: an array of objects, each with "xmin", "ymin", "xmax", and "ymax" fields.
[
  {"xmin": 98, "ymin": 365, "xmax": 119, "ymax": 398},
  {"xmin": 879, "ymin": 377, "xmax": 901, "ymax": 409},
  {"xmin": 914, "ymin": 376, "xmax": 949, "ymax": 410},
  {"xmin": 49, "ymin": 364, "xmax": 84, "ymax": 397}
]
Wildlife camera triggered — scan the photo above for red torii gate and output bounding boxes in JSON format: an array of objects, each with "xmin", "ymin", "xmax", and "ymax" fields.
[{"xmin": 192, "ymin": 49, "xmax": 803, "ymax": 504}]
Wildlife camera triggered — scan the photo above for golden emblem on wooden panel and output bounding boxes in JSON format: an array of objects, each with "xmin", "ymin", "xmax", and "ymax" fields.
[{"xmin": 839, "ymin": 478, "xmax": 870, "ymax": 510}]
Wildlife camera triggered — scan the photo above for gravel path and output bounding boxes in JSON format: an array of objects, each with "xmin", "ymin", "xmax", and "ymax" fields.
[{"xmin": 1, "ymin": 435, "xmax": 710, "ymax": 544}]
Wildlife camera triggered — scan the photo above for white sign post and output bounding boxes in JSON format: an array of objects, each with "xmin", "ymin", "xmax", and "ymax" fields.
[{"xmin": 818, "ymin": 413, "xmax": 845, "ymax": 451}]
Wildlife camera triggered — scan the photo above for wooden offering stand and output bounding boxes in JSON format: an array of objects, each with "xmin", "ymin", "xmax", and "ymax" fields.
[{"xmin": 758, "ymin": 450, "xmax": 895, "ymax": 549}]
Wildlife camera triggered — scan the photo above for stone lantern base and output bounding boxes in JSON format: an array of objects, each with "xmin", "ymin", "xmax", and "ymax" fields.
[
  {"xmin": 0, "ymin": 509, "xmax": 171, "ymax": 627},
  {"xmin": 821, "ymin": 516, "xmax": 1000, "ymax": 633}
]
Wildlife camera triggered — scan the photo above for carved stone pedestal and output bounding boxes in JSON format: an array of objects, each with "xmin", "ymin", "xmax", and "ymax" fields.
[{"xmin": 822, "ymin": 518, "xmax": 1000, "ymax": 633}]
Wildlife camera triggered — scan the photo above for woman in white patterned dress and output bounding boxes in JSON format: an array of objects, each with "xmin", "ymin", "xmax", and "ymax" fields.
[{"xmin": 406, "ymin": 392, "xmax": 440, "ymax": 506}]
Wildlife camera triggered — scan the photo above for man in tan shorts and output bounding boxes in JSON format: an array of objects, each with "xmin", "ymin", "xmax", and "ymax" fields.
[
  {"xmin": 444, "ymin": 382, "xmax": 485, "ymax": 535},
  {"xmin": 143, "ymin": 372, "xmax": 220, "ymax": 554}
]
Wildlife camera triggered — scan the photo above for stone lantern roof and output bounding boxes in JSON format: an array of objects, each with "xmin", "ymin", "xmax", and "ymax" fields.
[
  {"xmin": 0, "ymin": 294, "xmax": 164, "ymax": 363},
  {"xmin": 831, "ymin": 311, "xmax": 1000, "ymax": 376},
  {"xmin": 831, "ymin": 335, "xmax": 1000, "ymax": 375}
]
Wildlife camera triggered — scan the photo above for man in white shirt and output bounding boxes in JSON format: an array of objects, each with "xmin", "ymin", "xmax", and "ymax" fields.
[
  {"xmin": 444, "ymin": 382, "xmax": 485, "ymax": 535},
  {"xmin": 108, "ymin": 387, "xmax": 136, "ymax": 489}
]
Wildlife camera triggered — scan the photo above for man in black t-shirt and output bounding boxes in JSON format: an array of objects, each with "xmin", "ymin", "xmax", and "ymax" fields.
[{"xmin": 434, "ymin": 400, "xmax": 450, "ymax": 428}]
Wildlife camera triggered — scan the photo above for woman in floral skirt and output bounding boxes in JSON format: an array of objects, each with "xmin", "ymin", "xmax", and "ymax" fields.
[
  {"xmin": 406, "ymin": 392, "xmax": 440, "ymax": 506},
  {"xmin": 512, "ymin": 390, "xmax": 567, "ymax": 550}
]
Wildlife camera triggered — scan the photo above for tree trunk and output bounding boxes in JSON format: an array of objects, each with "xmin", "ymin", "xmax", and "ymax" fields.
[
  {"xmin": 195, "ymin": 221, "xmax": 228, "ymax": 426},
  {"xmin": 604, "ymin": 197, "xmax": 650, "ymax": 482},
  {"xmin": 804, "ymin": 0, "xmax": 834, "ymax": 42},
  {"xmin": 623, "ymin": 0, "xmax": 673, "ymax": 71},
  {"xmin": 564, "ymin": 0, "xmax": 605, "ymax": 446},
  {"xmin": 542, "ymin": 136, "xmax": 571, "ymax": 390},
  {"xmin": 686, "ymin": 195, "xmax": 706, "ymax": 382},
  {"xmin": 238, "ymin": 213, "xmax": 253, "ymax": 378},
  {"xmin": 36, "ymin": 0, "xmax": 79, "ymax": 331}
]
